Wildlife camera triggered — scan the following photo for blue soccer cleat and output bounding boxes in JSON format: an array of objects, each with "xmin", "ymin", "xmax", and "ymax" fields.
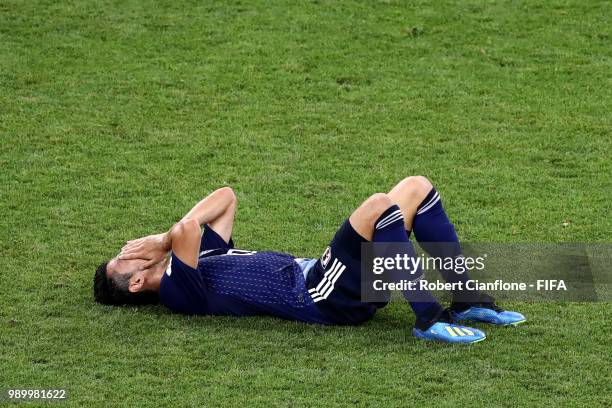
[
  {"xmin": 413, "ymin": 322, "xmax": 486, "ymax": 344},
  {"xmin": 449, "ymin": 292, "xmax": 526, "ymax": 326},
  {"xmin": 450, "ymin": 306, "xmax": 526, "ymax": 326}
]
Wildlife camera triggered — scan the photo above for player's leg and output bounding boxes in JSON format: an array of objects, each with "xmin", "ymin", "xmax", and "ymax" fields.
[
  {"xmin": 349, "ymin": 193, "xmax": 486, "ymax": 343},
  {"xmin": 348, "ymin": 193, "xmax": 393, "ymax": 241},
  {"xmin": 388, "ymin": 176, "xmax": 467, "ymax": 289},
  {"xmin": 388, "ymin": 176, "xmax": 475, "ymax": 307},
  {"xmin": 352, "ymin": 193, "xmax": 443, "ymax": 323},
  {"xmin": 389, "ymin": 176, "xmax": 525, "ymax": 326},
  {"xmin": 387, "ymin": 175, "xmax": 433, "ymax": 231}
]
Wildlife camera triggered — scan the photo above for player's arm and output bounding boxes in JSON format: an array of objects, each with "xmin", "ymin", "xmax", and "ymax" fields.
[
  {"xmin": 164, "ymin": 219, "xmax": 201, "ymax": 268},
  {"xmin": 119, "ymin": 187, "xmax": 237, "ymax": 267},
  {"xmin": 180, "ymin": 186, "xmax": 236, "ymax": 243}
]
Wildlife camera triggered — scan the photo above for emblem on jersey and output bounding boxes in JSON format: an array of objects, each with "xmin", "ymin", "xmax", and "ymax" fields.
[{"xmin": 321, "ymin": 246, "xmax": 332, "ymax": 268}]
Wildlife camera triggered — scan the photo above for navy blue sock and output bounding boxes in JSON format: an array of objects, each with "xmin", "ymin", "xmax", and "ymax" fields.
[
  {"xmin": 412, "ymin": 188, "xmax": 472, "ymax": 300},
  {"xmin": 373, "ymin": 205, "xmax": 442, "ymax": 328}
]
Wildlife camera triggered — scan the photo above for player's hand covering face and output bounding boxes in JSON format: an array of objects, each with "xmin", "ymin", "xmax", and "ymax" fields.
[{"xmin": 119, "ymin": 233, "xmax": 169, "ymax": 269}]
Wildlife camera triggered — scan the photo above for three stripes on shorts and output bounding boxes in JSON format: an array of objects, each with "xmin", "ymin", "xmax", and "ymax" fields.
[
  {"xmin": 311, "ymin": 205, "xmax": 413, "ymax": 303},
  {"xmin": 309, "ymin": 258, "xmax": 346, "ymax": 303}
]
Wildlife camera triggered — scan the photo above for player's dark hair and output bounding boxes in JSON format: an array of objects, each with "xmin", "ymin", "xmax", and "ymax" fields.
[{"xmin": 93, "ymin": 261, "xmax": 159, "ymax": 305}]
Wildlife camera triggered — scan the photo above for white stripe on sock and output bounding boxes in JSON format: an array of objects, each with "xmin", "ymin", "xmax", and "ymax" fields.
[
  {"xmin": 375, "ymin": 209, "xmax": 402, "ymax": 229},
  {"xmin": 417, "ymin": 193, "xmax": 440, "ymax": 215},
  {"xmin": 376, "ymin": 213, "xmax": 404, "ymax": 230},
  {"xmin": 420, "ymin": 191, "xmax": 439, "ymax": 209}
]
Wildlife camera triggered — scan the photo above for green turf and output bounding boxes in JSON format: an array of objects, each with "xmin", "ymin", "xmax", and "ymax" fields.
[{"xmin": 1, "ymin": 0, "xmax": 611, "ymax": 406}]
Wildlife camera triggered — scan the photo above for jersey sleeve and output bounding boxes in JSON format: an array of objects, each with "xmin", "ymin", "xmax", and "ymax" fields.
[
  {"xmin": 200, "ymin": 224, "xmax": 234, "ymax": 252},
  {"xmin": 159, "ymin": 252, "xmax": 207, "ymax": 314},
  {"xmin": 169, "ymin": 252, "xmax": 202, "ymax": 285}
]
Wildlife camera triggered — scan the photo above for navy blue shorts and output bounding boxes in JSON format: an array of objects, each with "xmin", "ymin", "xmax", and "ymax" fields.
[{"xmin": 306, "ymin": 220, "xmax": 385, "ymax": 325}]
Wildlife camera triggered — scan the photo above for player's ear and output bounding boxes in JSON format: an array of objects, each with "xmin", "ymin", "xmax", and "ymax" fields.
[{"xmin": 128, "ymin": 271, "xmax": 146, "ymax": 293}]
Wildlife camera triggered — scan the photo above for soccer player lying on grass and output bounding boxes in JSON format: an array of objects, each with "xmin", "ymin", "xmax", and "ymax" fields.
[{"xmin": 94, "ymin": 176, "xmax": 525, "ymax": 344}]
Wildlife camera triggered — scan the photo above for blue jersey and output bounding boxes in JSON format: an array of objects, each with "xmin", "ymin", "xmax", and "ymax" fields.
[{"xmin": 159, "ymin": 226, "xmax": 331, "ymax": 324}]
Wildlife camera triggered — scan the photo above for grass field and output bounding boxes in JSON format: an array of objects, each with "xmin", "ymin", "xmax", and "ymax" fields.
[{"xmin": 1, "ymin": 0, "xmax": 611, "ymax": 406}]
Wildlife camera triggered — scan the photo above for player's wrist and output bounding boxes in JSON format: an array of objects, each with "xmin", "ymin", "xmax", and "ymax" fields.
[{"xmin": 160, "ymin": 231, "xmax": 172, "ymax": 251}]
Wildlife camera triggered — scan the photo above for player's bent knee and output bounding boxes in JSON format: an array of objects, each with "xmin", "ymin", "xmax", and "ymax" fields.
[
  {"xmin": 349, "ymin": 193, "xmax": 394, "ymax": 240},
  {"xmin": 364, "ymin": 193, "xmax": 393, "ymax": 219},
  {"xmin": 219, "ymin": 186, "xmax": 237, "ymax": 203},
  {"xmin": 401, "ymin": 175, "xmax": 432, "ymax": 195}
]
